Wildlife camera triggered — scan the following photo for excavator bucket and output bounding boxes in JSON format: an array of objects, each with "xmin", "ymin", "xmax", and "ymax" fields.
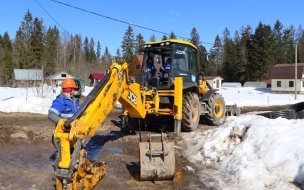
[{"xmin": 139, "ymin": 133, "xmax": 175, "ymax": 181}]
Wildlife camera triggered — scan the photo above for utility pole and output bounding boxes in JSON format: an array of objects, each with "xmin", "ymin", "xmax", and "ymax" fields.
[{"xmin": 295, "ymin": 44, "xmax": 297, "ymax": 100}]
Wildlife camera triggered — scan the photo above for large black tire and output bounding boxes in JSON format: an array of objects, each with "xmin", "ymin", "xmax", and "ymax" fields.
[
  {"xmin": 205, "ymin": 93, "xmax": 226, "ymax": 125},
  {"xmin": 181, "ymin": 92, "xmax": 200, "ymax": 132}
]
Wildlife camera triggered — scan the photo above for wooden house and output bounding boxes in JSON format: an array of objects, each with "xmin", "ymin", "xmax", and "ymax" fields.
[
  {"xmin": 13, "ymin": 69, "xmax": 43, "ymax": 88},
  {"xmin": 88, "ymin": 73, "xmax": 105, "ymax": 87},
  {"xmin": 46, "ymin": 71, "xmax": 75, "ymax": 87},
  {"xmin": 128, "ymin": 54, "xmax": 143, "ymax": 82}
]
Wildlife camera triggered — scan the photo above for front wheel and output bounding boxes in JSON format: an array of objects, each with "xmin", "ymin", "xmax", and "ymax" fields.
[
  {"xmin": 205, "ymin": 93, "xmax": 226, "ymax": 125},
  {"xmin": 181, "ymin": 92, "xmax": 200, "ymax": 132}
]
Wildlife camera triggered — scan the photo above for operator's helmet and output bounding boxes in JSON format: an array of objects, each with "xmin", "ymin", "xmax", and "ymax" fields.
[{"xmin": 62, "ymin": 78, "xmax": 78, "ymax": 93}]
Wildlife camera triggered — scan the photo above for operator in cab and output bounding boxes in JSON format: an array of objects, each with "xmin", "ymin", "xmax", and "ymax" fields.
[
  {"xmin": 48, "ymin": 78, "xmax": 80, "ymax": 124},
  {"xmin": 159, "ymin": 57, "xmax": 171, "ymax": 73},
  {"xmin": 146, "ymin": 57, "xmax": 157, "ymax": 77}
]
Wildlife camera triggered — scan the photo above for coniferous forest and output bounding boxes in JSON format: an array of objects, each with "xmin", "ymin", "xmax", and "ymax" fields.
[{"xmin": 1, "ymin": 9, "xmax": 304, "ymax": 86}]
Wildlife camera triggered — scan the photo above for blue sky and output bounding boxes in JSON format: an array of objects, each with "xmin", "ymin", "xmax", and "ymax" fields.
[{"xmin": 1, "ymin": 0, "xmax": 303, "ymax": 55}]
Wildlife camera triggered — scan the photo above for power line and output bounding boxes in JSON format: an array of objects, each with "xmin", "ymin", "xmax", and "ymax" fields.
[
  {"xmin": 50, "ymin": 0, "xmax": 214, "ymax": 45},
  {"xmin": 34, "ymin": 0, "xmax": 69, "ymax": 33},
  {"xmin": 39, "ymin": 0, "xmax": 283, "ymax": 53}
]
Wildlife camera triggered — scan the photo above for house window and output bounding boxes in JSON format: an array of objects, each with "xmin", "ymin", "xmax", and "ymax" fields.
[
  {"xmin": 303, "ymin": 81, "xmax": 304, "ymax": 87},
  {"xmin": 61, "ymin": 73, "xmax": 66, "ymax": 77},
  {"xmin": 289, "ymin": 81, "xmax": 294, "ymax": 87},
  {"xmin": 277, "ymin": 81, "xmax": 281, "ymax": 87},
  {"xmin": 136, "ymin": 64, "xmax": 140, "ymax": 70}
]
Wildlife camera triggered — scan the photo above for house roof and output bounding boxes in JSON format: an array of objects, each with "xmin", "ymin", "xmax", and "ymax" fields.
[
  {"xmin": 204, "ymin": 76, "xmax": 224, "ymax": 80},
  {"xmin": 264, "ymin": 79, "xmax": 271, "ymax": 85},
  {"xmin": 47, "ymin": 71, "xmax": 67, "ymax": 78},
  {"xmin": 269, "ymin": 63, "xmax": 304, "ymax": 79},
  {"xmin": 14, "ymin": 69, "xmax": 43, "ymax": 80},
  {"xmin": 135, "ymin": 54, "xmax": 143, "ymax": 66},
  {"xmin": 89, "ymin": 73, "xmax": 104, "ymax": 79}
]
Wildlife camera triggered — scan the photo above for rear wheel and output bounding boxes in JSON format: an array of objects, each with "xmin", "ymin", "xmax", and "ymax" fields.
[
  {"xmin": 205, "ymin": 93, "xmax": 226, "ymax": 125},
  {"xmin": 181, "ymin": 92, "xmax": 200, "ymax": 132}
]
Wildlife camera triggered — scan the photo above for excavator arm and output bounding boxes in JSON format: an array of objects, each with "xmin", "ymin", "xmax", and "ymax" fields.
[{"xmin": 53, "ymin": 62, "xmax": 149, "ymax": 189}]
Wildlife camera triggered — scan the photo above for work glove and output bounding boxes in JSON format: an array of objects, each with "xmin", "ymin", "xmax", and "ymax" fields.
[{"xmin": 64, "ymin": 118, "xmax": 74, "ymax": 129}]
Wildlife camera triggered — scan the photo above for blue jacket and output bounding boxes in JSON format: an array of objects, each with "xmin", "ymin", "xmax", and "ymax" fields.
[
  {"xmin": 146, "ymin": 63, "xmax": 156, "ymax": 76},
  {"xmin": 160, "ymin": 61, "xmax": 171, "ymax": 72},
  {"xmin": 48, "ymin": 93, "xmax": 80, "ymax": 123}
]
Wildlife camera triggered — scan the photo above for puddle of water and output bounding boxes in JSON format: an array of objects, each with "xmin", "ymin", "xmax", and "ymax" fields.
[{"xmin": 103, "ymin": 147, "xmax": 123, "ymax": 153}]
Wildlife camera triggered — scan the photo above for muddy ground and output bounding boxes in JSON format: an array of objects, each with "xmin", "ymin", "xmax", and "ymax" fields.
[{"xmin": 0, "ymin": 105, "xmax": 289, "ymax": 190}]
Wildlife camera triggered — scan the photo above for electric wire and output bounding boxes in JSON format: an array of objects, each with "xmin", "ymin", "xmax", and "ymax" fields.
[
  {"xmin": 50, "ymin": 0, "xmax": 215, "ymax": 45},
  {"xmin": 41, "ymin": 0, "xmax": 291, "ymax": 53},
  {"xmin": 34, "ymin": 0, "xmax": 69, "ymax": 33}
]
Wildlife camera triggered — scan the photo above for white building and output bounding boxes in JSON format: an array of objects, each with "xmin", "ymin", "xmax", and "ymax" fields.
[
  {"xmin": 269, "ymin": 63, "xmax": 304, "ymax": 93},
  {"xmin": 204, "ymin": 76, "xmax": 224, "ymax": 89}
]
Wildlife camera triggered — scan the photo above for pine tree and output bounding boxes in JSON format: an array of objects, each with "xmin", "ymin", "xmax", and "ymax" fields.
[
  {"xmin": 190, "ymin": 27, "xmax": 201, "ymax": 47},
  {"xmin": 121, "ymin": 25, "xmax": 135, "ymax": 65},
  {"xmin": 1, "ymin": 32, "xmax": 14, "ymax": 85},
  {"xmin": 249, "ymin": 22, "xmax": 275, "ymax": 81},
  {"xmin": 296, "ymin": 25, "xmax": 304, "ymax": 63},
  {"xmin": 197, "ymin": 45, "xmax": 210, "ymax": 74},
  {"xmin": 149, "ymin": 34, "xmax": 156, "ymax": 42},
  {"xmin": 96, "ymin": 41, "xmax": 101, "ymax": 62},
  {"xmin": 209, "ymin": 34, "xmax": 223, "ymax": 75},
  {"xmin": 103, "ymin": 46, "xmax": 112, "ymax": 68},
  {"xmin": 169, "ymin": 31, "xmax": 176, "ymax": 39},
  {"xmin": 13, "ymin": 29, "xmax": 25, "ymax": 68},
  {"xmin": 0, "ymin": 34, "xmax": 3, "ymax": 85},
  {"xmin": 74, "ymin": 34, "xmax": 83, "ymax": 76},
  {"xmin": 44, "ymin": 26, "xmax": 59, "ymax": 76},
  {"xmin": 89, "ymin": 37, "xmax": 96, "ymax": 64},
  {"xmin": 237, "ymin": 25, "xmax": 253, "ymax": 82},
  {"xmin": 2, "ymin": 48, "xmax": 14, "ymax": 85},
  {"xmin": 189, "ymin": 27, "xmax": 206, "ymax": 73},
  {"xmin": 15, "ymin": 10, "xmax": 35, "ymax": 69},
  {"xmin": 83, "ymin": 36, "xmax": 89, "ymax": 62},
  {"xmin": 272, "ymin": 20, "xmax": 285, "ymax": 64},
  {"xmin": 31, "ymin": 17, "xmax": 44, "ymax": 69},
  {"xmin": 134, "ymin": 33, "xmax": 145, "ymax": 54},
  {"xmin": 221, "ymin": 27, "xmax": 238, "ymax": 82},
  {"xmin": 66, "ymin": 34, "xmax": 75, "ymax": 71},
  {"xmin": 162, "ymin": 35, "xmax": 168, "ymax": 40},
  {"xmin": 2, "ymin": 32, "xmax": 12, "ymax": 51},
  {"xmin": 115, "ymin": 48, "xmax": 122, "ymax": 64},
  {"xmin": 282, "ymin": 25, "xmax": 295, "ymax": 64}
]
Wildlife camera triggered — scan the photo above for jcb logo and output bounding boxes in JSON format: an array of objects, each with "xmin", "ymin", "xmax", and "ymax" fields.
[{"xmin": 128, "ymin": 90, "xmax": 137, "ymax": 105}]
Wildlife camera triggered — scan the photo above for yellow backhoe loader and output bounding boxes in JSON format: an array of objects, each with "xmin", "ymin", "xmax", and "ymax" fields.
[{"xmin": 53, "ymin": 39, "xmax": 239, "ymax": 189}]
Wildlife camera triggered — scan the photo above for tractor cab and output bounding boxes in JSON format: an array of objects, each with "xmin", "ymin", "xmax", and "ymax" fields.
[{"xmin": 140, "ymin": 39, "xmax": 199, "ymax": 88}]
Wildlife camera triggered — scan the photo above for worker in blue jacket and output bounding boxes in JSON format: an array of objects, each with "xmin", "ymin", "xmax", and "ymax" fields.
[
  {"xmin": 160, "ymin": 58, "xmax": 171, "ymax": 72},
  {"xmin": 48, "ymin": 78, "xmax": 80, "ymax": 125},
  {"xmin": 146, "ymin": 57, "xmax": 157, "ymax": 77}
]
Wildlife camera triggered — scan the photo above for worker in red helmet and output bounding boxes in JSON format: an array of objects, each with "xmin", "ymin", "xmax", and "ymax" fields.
[{"xmin": 48, "ymin": 78, "xmax": 80, "ymax": 125}]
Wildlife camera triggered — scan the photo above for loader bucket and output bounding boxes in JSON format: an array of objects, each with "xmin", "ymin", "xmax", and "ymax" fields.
[{"xmin": 139, "ymin": 133, "xmax": 175, "ymax": 181}]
